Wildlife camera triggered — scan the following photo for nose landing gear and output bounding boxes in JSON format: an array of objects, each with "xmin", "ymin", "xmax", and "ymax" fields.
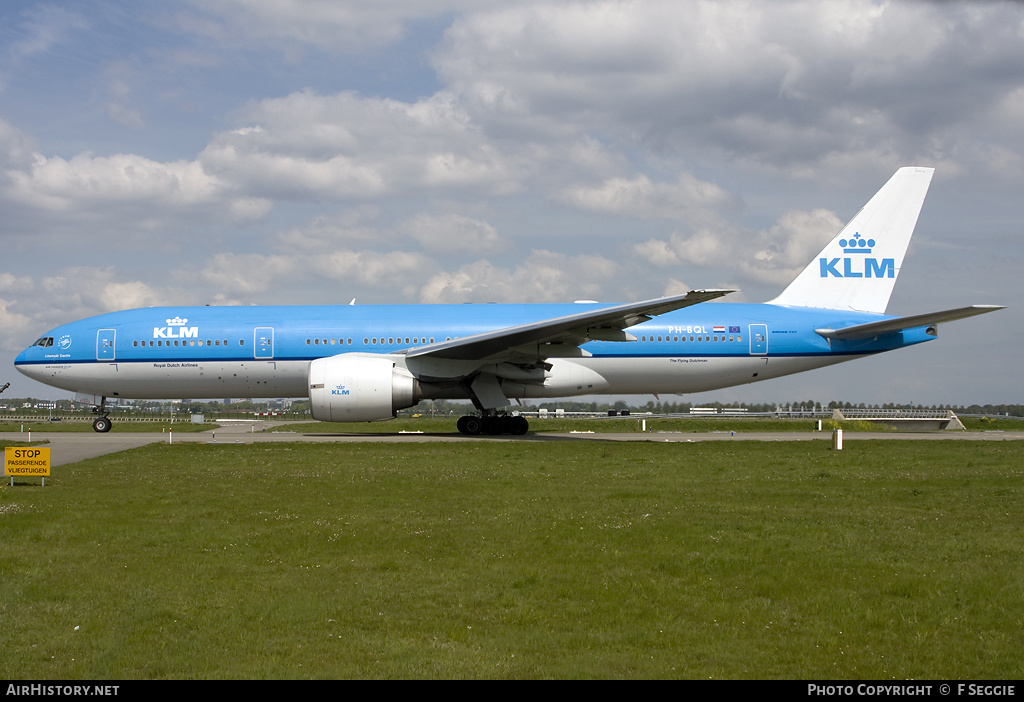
[{"xmin": 87, "ymin": 396, "xmax": 113, "ymax": 432}]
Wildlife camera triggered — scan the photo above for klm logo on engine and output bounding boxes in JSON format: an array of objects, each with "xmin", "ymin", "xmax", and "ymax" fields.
[
  {"xmin": 819, "ymin": 232, "xmax": 894, "ymax": 279},
  {"xmin": 153, "ymin": 316, "xmax": 199, "ymax": 339},
  {"xmin": 332, "ymin": 384, "xmax": 350, "ymax": 396}
]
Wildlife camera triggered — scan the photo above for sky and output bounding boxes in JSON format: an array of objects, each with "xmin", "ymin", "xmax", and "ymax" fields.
[{"xmin": 1, "ymin": 0, "xmax": 1021, "ymax": 407}]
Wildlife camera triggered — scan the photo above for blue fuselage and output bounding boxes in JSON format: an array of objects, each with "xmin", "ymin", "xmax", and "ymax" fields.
[{"xmin": 15, "ymin": 302, "xmax": 933, "ymax": 402}]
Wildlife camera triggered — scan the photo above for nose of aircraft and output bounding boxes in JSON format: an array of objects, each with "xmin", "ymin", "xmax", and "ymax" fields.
[
  {"xmin": 15, "ymin": 345, "xmax": 41, "ymax": 379},
  {"xmin": 15, "ymin": 344, "xmax": 33, "ymax": 365},
  {"xmin": 14, "ymin": 336, "xmax": 57, "ymax": 381}
]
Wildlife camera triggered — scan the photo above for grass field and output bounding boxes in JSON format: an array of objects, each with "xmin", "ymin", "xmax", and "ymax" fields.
[
  {"xmin": 0, "ymin": 420, "xmax": 212, "ymax": 433},
  {"xmin": 1, "ymin": 439, "xmax": 1022, "ymax": 679},
  {"xmin": 3, "ymin": 414, "xmax": 1020, "ymax": 434}
]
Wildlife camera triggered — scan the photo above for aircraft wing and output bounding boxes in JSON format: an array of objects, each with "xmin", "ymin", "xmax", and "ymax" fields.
[
  {"xmin": 815, "ymin": 305, "xmax": 1005, "ymax": 340},
  {"xmin": 405, "ymin": 289, "xmax": 735, "ymax": 362}
]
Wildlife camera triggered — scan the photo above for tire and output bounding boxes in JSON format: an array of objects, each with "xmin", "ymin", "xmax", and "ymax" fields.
[
  {"xmin": 458, "ymin": 416, "xmax": 482, "ymax": 435},
  {"xmin": 93, "ymin": 416, "xmax": 112, "ymax": 433},
  {"xmin": 509, "ymin": 416, "xmax": 529, "ymax": 435}
]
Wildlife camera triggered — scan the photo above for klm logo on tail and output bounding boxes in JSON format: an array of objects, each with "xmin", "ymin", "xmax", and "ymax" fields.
[{"xmin": 819, "ymin": 233, "xmax": 894, "ymax": 279}]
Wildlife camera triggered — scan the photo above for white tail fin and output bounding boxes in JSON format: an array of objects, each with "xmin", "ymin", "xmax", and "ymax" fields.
[{"xmin": 769, "ymin": 166, "xmax": 934, "ymax": 314}]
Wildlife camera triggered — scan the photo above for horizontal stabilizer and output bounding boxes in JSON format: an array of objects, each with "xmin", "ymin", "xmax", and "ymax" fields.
[{"xmin": 815, "ymin": 305, "xmax": 1005, "ymax": 340}]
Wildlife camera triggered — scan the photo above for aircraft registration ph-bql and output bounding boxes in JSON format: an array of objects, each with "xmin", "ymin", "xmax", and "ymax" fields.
[{"xmin": 15, "ymin": 167, "xmax": 1004, "ymax": 434}]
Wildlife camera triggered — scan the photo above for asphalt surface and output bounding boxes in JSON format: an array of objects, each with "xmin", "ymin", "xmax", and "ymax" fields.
[{"xmin": 7, "ymin": 420, "xmax": 1024, "ymax": 468}]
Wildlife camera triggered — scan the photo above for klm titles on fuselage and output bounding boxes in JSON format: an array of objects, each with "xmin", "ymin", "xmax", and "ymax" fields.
[
  {"xmin": 819, "ymin": 233, "xmax": 894, "ymax": 279},
  {"xmin": 153, "ymin": 317, "xmax": 199, "ymax": 339}
]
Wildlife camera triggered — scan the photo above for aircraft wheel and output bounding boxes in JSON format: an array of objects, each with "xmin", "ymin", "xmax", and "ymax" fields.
[
  {"xmin": 509, "ymin": 416, "xmax": 529, "ymax": 435},
  {"xmin": 458, "ymin": 416, "xmax": 482, "ymax": 435},
  {"xmin": 93, "ymin": 416, "xmax": 112, "ymax": 433}
]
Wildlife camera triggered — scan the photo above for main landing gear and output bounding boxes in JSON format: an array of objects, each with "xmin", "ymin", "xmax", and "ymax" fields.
[{"xmin": 457, "ymin": 413, "xmax": 529, "ymax": 436}]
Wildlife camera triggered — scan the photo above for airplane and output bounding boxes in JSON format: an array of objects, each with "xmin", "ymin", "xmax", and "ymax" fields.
[{"xmin": 14, "ymin": 167, "xmax": 1004, "ymax": 434}]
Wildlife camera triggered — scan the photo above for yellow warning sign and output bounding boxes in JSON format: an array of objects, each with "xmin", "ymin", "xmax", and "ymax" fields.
[{"xmin": 4, "ymin": 447, "xmax": 51, "ymax": 476}]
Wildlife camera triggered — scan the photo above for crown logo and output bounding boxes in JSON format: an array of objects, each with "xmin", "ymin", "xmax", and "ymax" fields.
[
  {"xmin": 839, "ymin": 232, "xmax": 875, "ymax": 254},
  {"xmin": 166, "ymin": 316, "xmax": 189, "ymax": 326}
]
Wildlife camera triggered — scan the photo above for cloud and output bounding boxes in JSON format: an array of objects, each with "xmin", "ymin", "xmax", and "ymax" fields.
[
  {"xmin": 633, "ymin": 228, "xmax": 733, "ymax": 269},
  {"xmin": 633, "ymin": 206, "xmax": 843, "ymax": 288},
  {"xmin": 197, "ymin": 249, "xmax": 436, "ymax": 301},
  {"xmin": 200, "ymin": 90, "xmax": 522, "ymax": 200},
  {"xmin": 0, "ymin": 268, "xmax": 171, "ymax": 351},
  {"xmin": 419, "ymin": 250, "xmax": 619, "ymax": 303},
  {"xmin": 0, "ymin": 298, "xmax": 33, "ymax": 351},
  {"xmin": 38, "ymin": 268, "xmax": 165, "ymax": 314},
  {"xmin": 8, "ymin": 152, "xmax": 222, "ymax": 211},
  {"xmin": 0, "ymin": 5, "xmax": 88, "ymax": 91},
  {"xmin": 0, "ymin": 118, "xmax": 273, "ymax": 234},
  {"xmin": 0, "ymin": 119, "xmax": 37, "ymax": 172},
  {"xmin": 104, "ymin": 63, "xmax": 144, "ymax": 129},
  {"xmin": 0, "ymin": 266, "xmax": 187, "ymax": 349},
  {"xmin": 276, "ymin": 210, "xmax": 385, "ymax": 251},
  {"xmin": 434, "ymin": 1, "xmax": 1024, "ymax": 172},
  {"xmin": 559, "ymin": 173, "xmax": 735, "ymax": 220},
  {"xmin": 0, "ymin": 123, "xmax": 269, "ymax": 228},
  {"xmin": 402, "ymin": 213, "xmax": 503, "ymax": 254},
  {"xmin": 0, "ymin": 266, "xmax": 175, "ymax": 351},
  {"xmin": 198, "ymin": 253, "xmax": 304, "ymax": 296},
  {"xmin": 181, "ymin": 0, "xmax": 494, "ymax": 54},
  {"xmin": 741, "ymin": 208, "xmax": 844, "ymax": 285}
]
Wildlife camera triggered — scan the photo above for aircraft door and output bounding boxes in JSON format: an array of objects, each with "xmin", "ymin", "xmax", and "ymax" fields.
[
  {"xmin": 749, "ymin": 324, "xmax": 767, "ymax": 355},
  {"xmin": 255, "ymin": 327, "xmax": 274, "ymax": 359},
  {"xmin": 97, "ymin": 329, "xmax": 116, "ymax": 361}
]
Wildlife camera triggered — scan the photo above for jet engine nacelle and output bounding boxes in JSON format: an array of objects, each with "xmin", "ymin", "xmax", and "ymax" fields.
[{"xmin": 308, "ymin": 354, "xmax": 419, "ymax": 422}]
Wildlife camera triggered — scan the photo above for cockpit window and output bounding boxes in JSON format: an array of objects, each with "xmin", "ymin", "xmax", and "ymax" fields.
[{"xmin": 33, "ymin": 337, "xmax": 54, "ymax": 348}]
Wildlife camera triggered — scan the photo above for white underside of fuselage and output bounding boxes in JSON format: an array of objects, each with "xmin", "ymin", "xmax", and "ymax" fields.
[{"xmin": 20, "ymin": 353, "xmax": 865, "ymax": 403}]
